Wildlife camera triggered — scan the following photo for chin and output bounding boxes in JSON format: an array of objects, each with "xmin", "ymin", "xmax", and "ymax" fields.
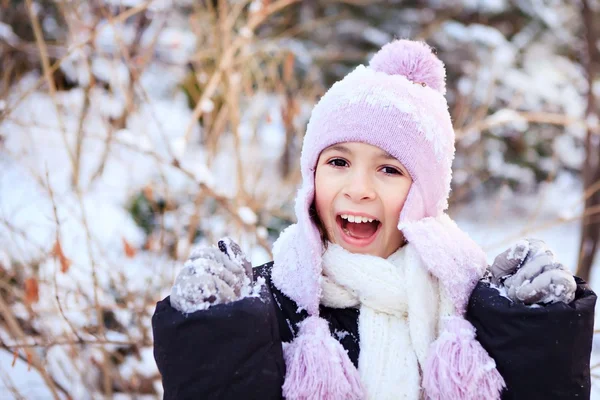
[{"xmin": 333, "ymin": 237, "xmax": 383, "ymax": 257}]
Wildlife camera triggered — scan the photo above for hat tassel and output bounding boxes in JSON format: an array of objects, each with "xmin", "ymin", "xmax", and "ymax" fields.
[
  {"xmin": 422, "ymin": 317, "xmax": 505, "ymax": 400},
  {"xmin": 282, "ymin": 316, "xmax": 364, "ymax": 400}
]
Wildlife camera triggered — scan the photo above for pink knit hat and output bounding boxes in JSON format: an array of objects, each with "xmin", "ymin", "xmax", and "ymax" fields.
[
  {"xmin": 302, "ymin": 40, "xmax": 455, "ymax": 224},
  {"xmin": 272, "ymin": 40, "xmax": 504, "ymax": 400}
]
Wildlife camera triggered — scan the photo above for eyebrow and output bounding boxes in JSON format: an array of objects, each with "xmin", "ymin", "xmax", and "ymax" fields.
[
  {"xmin": 377, "ymin": 150, "xmax": 397, "ymax": 161},
  {"xmin": 323, "ymin": 144, "xmax": 352, "ymax": 155},
  {"xmin": 323, "ymin": 145, "xmax": 399, "ymax": 162}
]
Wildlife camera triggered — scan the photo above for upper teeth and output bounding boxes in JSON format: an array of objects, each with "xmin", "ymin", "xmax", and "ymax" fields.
[{"xmin": 340, "ymin": 214, "xmax": 374, "ymax": 223}]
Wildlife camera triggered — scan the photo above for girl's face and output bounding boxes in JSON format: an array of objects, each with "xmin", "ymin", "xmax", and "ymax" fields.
[{"xmin": 314, "ymin": 142, "xmax": 412, "ymax": 258}]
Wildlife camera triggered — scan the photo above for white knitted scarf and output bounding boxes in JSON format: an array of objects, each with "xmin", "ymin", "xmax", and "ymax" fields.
[{"xmin": 321, "ymin": 242, "xmax": 454, "ymax": 400}]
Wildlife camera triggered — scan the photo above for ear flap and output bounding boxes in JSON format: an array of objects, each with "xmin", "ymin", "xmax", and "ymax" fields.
[
  {"xmin": 272, "ymin": 183, "xmax": 324, "ymax": 316},
  {"xmin": 399, "ymin": 214, "xmax": 487, "ymax": 314},
  {"xmin": 399, "ymin": 184, "xmax": 427, "ymax": 224}
]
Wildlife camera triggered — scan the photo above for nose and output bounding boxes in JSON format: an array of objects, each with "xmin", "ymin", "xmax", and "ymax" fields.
[{"xmin": 343, "ymin": 170, "xmax": 376, "ymax": 202}]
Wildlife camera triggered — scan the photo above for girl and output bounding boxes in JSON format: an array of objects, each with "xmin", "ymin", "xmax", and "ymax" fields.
[{"xmin": 152, "ymin": 40, "xmax": 596, "ymax": 400}]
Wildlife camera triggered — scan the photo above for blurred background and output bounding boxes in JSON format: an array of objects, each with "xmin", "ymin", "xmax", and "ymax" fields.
[{"xmin": 1, "ymin": 0, "xmax": 599, "ymax": 398}]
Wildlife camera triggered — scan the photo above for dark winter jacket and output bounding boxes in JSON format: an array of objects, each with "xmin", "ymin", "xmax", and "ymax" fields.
[
  {"xmin": 467, "ymin": 276, "xmax": 596, "ymax": 399},
  {"xmin": 152, "ymin": 263, "xmax": 596, "ymax": 400}
]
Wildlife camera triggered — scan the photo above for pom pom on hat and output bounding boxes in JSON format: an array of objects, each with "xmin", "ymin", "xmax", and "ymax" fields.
[{"xmin": 369, "ymin": 39, "xmax": 446, "ymax": 95}]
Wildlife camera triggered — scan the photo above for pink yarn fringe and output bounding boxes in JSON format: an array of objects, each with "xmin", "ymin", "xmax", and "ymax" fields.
[
  {"xmin": 282, "ymin": 316, "xmax": 364, "ymax": 400},
  {"xmin": 423, "ymin": 317, "xmax": 505, "ymax": 400}
]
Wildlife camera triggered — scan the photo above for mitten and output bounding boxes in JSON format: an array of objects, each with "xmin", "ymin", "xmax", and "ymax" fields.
[
  {"xmin": 490, "ymin": 238, "xmax": 576, "ymax": 305},
  {"xmin": 170, "ymin": 237, "xmax": 253, "ymax": 313}
]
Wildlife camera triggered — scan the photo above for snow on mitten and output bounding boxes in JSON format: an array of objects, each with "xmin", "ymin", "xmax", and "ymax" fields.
[
  {"xmin": 170, "ymin": 237, "xmax": 253, "ymax": 313},
  {"xmin": 490, "ymin": 239, "xmax": 576, "ymax": 305}
]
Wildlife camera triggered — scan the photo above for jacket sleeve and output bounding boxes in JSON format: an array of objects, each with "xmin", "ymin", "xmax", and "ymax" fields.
[
  {"xmin": 466, "ymin": 276, "xmax": 597, "ymax": 400},
  {"xmin": 152, "ymin": 279, "xmax": 285, "ymax": 400}
]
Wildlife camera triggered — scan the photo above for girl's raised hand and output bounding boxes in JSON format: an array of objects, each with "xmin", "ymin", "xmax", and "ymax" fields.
[
  {"xmin": 170, "ymin": 238, "xmax": 253, "ymax": 313},
  {"xmin": 489, "ymin": 239, "xmax": 577, "ymax": 305}
]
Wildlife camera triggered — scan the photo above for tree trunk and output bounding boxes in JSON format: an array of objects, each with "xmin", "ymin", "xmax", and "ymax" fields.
[{"xmin": 576, "ymin": 0, "xmax": 600, "ymax": 282}]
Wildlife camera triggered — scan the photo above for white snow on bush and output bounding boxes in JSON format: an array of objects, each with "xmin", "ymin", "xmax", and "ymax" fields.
[{"xmin": 238, "ymin": 207, "xmax": 258, "ymax": 225}]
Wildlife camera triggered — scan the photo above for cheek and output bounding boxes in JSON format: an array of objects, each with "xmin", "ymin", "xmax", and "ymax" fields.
[
  {"xmin": 314, "ymin": 168, "xmax": 334, "ymax": 221},
  {"xmin": 384, "ymin": 182, "xmax": 412, "ymax": 221}
]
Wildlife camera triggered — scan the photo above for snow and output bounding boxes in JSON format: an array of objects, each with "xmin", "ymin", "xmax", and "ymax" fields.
[
  {"xmin": 170, "ymin": 267, "xmax": 215, "ymax": 313},
  {"xmin": 249, "ymin": 0, "xmax": 264, "ymax": 13},
  {"xmin": 199, "ymin": 99, "xmax": 215, "ymax": 113},
  {"xmin": 457, "ymin": 0, "xmax": 508, "ymax": 13},
  {"xmin": 0, "ymin": 22, "xmax": 19, "ymax": 46},
  {"xmin": 152, "ymin": 26, "xmax": 197, "ymax": 64},
  {"xmin": 456, "ymin": 77, "xmax": 473, "ymax": 96},
  {"xmin": 554, "ymin": 134, "xmax": 585, "ymax": 170},
  {"xmin": 487, "ymin": 109, "xmax": 529, "ymax": 133},
  {"xmin": 454, "ymin": 172, "xmax": 585, "ymax": 265},
  {"xmin": 238, "ymin": 207, "xmax": 258, "ymax": 225},
  {"xmin": 252, "ymin": 277, "xmax": 266, "ymax": 298},
  {"xmin": 170, "ymin": 252, "xmax": 264, "ymax": 314},
  {"xmin": 257, "ymin": 226, "xmax": 268, "ymax": 239},
  {"xmin": 488, "ymin": 281, "xmax": 511, "ymax": 301},
  {"xmin": 514, "ymin": 44, "xmax": 586, "ymax": 116},
  {"xmin": 119, "ymin": 346, "xmax": 157, "ymax": 381},
  {"xmin": 334, "ymin": 329, "xmax": 350, "ymax": 340},
  {"xmin": 486, "ymin": 147, "xmax": 536, "ymax": 187},
  {"xmin": 92, "ymin": 58, "xmax": 131, "ymax": 89},
  {"xmin": 506, "ymin": 240, "xmax": 529, "ymax": 262},
  {"xmin": 362, "ymin": 27, "xmax": 392, "ymax": 47},
  {"xmin": 0, "ymin": 350, "xmax": 66, "ymax": 400},
  {"xmin": 0, "ymin": 249, "xmax": 9, "ymax": 270},
  {"xmin": 550, "ymin": 282, "xmax": 567, "ymax": 297},
  {"xmin": 441, "ymin": 21, "xmax": 510, "ymax": 48},
  {"xmin": 239, "ymin": 27, "xmax": 253, "ymax": 39}
]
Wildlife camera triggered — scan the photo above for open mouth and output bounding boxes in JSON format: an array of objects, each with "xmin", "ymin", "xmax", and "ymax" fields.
[{"xmin": 336, "ymin": 214, "xmax": 381, "ymax": 246}]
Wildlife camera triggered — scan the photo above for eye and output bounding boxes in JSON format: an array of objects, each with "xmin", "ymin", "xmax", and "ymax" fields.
[
  {"xmin": 327, "ymin": 158, "xmax": 348, "ymax": 168},
  {"xmin": 381, "ymin": 166, "xmax": 402, "ymax": 176}
]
